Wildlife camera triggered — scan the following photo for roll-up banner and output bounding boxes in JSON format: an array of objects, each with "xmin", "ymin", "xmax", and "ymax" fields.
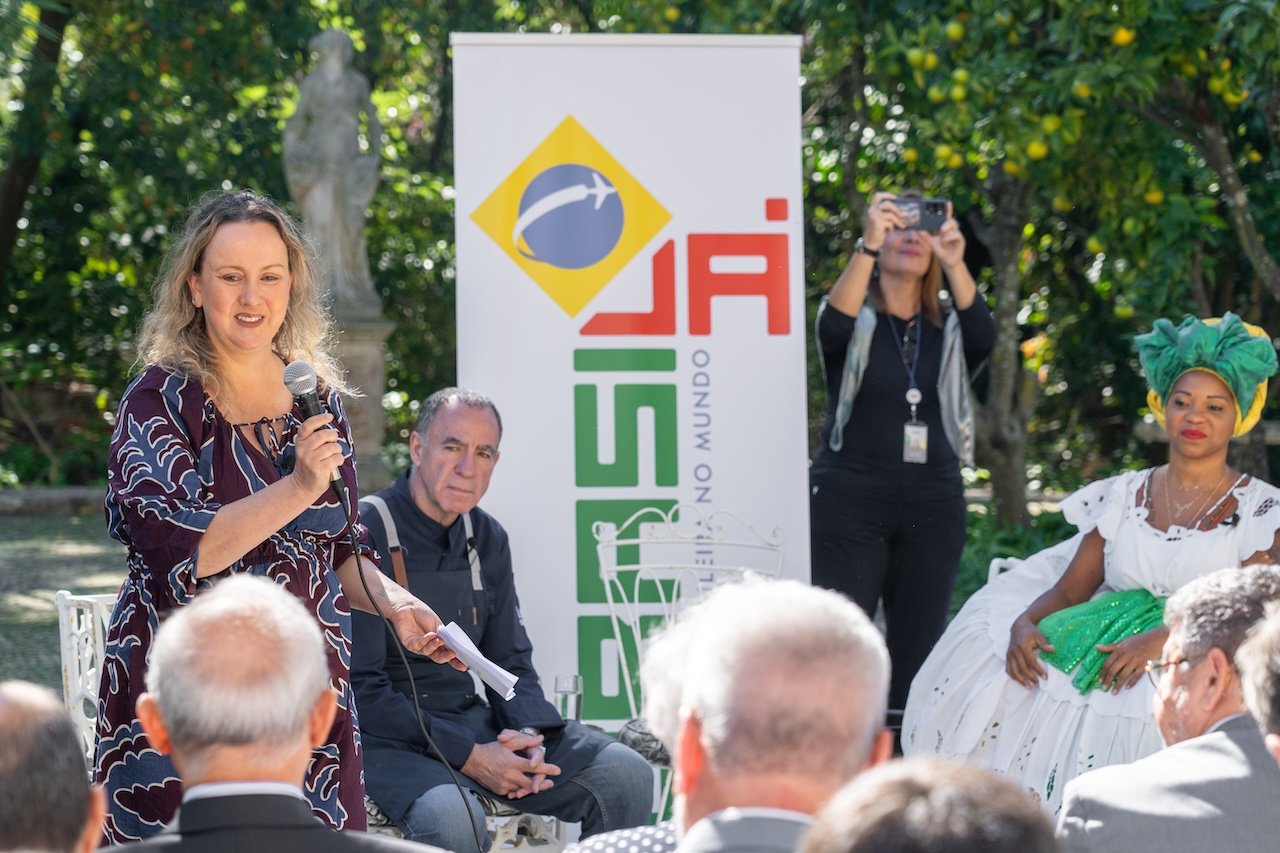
[{"xmin": 452, "ymin": 33, "xmax": 809, "ymax": 727}]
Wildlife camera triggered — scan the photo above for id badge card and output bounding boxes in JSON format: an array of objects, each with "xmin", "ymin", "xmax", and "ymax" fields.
[{"xmin": 903, "ymin": 422, "xmax": 928, "ymax": 464}]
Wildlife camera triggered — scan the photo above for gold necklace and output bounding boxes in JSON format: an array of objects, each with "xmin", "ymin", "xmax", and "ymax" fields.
[{"xmin": 1162, "ymin": 465, "xmax": 1231, "ymax": 529}]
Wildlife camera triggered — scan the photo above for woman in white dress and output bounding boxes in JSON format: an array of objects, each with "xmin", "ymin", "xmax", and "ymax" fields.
[{"xmin": 902, "ymin": 312, "xmax": 1280, "ymax": 816}]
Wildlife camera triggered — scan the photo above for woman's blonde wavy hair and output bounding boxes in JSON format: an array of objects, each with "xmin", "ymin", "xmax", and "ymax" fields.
[{"xmin": 134, "ymin": 189, "xmax": 351, "ymax": 403}]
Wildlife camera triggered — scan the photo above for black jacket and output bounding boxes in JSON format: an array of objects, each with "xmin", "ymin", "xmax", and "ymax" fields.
[
  {"xmin": 125, "ymin": 794, "xmax": 435, "ymax": 853},
  {"xmin": 350, "ymin": 472, "xmax": 610, "ymax": 822}
]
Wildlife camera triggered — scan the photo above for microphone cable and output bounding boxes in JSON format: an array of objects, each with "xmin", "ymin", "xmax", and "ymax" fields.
[
  {"xmin": 293, "ymin": 387, "xmax": 487, "ymax": 853},
  {"xmin": 342, "ymin": 488, "xmax": 488, "ymax": 853},
  {"xmin": 283, "ymin": 361, "xmax": 486, "ymax": 850}
]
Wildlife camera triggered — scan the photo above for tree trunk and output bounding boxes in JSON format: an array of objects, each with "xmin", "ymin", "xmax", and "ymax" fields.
[
  {"xmin": 1141, "ymin": 81, "xmax": 1280, "ymax": 303},
  {"xmin": 1195, "ymin": 118, "xmax": 1280, "ymax": 301},
  {"xmin": 972, "ymin": 175, "xmax": 1033, "ymax": 529},
  {"xmin": 835, "ymin": 45, "xmax": 869, "ymax": 240},
  {"xmin": 0, "ymin": 2, "xmax": 72, "ymax": 280}
]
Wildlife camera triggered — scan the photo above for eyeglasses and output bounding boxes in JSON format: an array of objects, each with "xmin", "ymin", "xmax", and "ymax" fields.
[{"xmin": 1144, "ymin": 653, "xmax": 1206, "ymax": 688}]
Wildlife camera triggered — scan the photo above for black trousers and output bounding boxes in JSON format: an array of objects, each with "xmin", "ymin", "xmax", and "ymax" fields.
[{"xmin": 809, "ymin": 467, "xmax": 968, "ymax": 711}]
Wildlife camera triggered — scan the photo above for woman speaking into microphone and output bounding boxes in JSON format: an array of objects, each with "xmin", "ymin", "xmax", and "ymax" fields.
[
  {"xmin": 809, "ymin": 190, "xmax": 995, "ymax": 724},
  {"xmin": 94, "ymin": 189, "xmax": 455, "ymax": 842}
]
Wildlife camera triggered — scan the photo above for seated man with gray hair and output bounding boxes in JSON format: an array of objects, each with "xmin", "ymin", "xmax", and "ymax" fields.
[
  {"xmin": 352, "ymin": 388, "xmax": 653, "ymax": 851},
  {"xmin": 1056, "ymin": 565, "xmax": 1280, "ymax": 852},
  {"xmin": 633, "ymin": 576, "xmax": 893, "ymax": 853},
  {"xmin": 121, "ymin": 575, "xmax": 436, "ymax": 852},
  {"xmin": 1237, "ymin": 602, "xmax": 1280, "ymax": 765},
  {"xmin": 0, "ymin": 680, "xmax": 105, "ymax": 853}
]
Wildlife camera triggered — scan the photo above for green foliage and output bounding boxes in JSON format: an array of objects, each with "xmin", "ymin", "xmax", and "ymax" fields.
[
  {"xmin": 4, "ymin": 0, "xmax": 1280, "ymax": 503},
  {"xmin": 1, "ymin": 0, "xmax": 320, "ymax": 484},
  {"xmin": 801, "ymin": 0, "xmax": 1280, "ymax": 497},
  {"xmin": 953, "ymin": 503, "xmax": 1075, "ymax": 614}
]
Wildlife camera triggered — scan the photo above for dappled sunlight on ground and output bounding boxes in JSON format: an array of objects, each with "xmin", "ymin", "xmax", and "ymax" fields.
[{"xmin": 0, "ymin": 514, "xmax": 125, "ymax": 693}]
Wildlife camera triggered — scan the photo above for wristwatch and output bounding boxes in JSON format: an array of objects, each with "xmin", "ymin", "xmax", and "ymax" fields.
[{"xmin": 854, "ymin": 237, "xmax": 881, "ymax": 258}]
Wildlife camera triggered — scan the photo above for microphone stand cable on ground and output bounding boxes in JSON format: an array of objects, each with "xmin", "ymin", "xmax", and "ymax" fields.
[
  {"xmin": 285, "ymin": 361, "xmax": 486, "ymax": 853},
  {"xmin": 343, "ymin": 481, "xmax": 488, "ymax": 853}
]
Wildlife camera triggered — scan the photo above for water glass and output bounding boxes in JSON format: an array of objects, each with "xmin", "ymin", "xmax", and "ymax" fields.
[{"xmin": 555, "ymin": 673, "xmax": 583, "ymax": 721}]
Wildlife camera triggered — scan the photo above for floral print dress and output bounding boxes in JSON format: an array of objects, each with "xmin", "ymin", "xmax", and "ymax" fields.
[{"xmin": 94, "ymin": 365, "xmax": 372, "ymax": 842}]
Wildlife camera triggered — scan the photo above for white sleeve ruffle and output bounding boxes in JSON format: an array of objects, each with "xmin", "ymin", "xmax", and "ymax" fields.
[
  {"xmin": 1059, "ymin": 470, "xmax": 1144, "ymax": 542},
  {"xmin": 1234, "ymin": 478, "xmax": 1280, "ymax": 561}
]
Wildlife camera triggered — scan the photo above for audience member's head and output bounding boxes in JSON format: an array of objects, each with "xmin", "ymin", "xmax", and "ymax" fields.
[
  {"xmin": 1237, "ymin": 602, "xmax": 1280, "ymax": 764},
  {"xmin": 641, "ymin": 576, "xmax": 893, "ymax": 832},
  {"xmin": 136, "ymin": 575, "xmax": 336, "ymax": 785},
  {"xmin": 1155, "ymin": 565, "xmax": 1280, "ymax": 745},
  {"xmin": 0, "ymin": 681, "xmax": 105, "ymax": 853},
  {"xmin": 800, "ymin": 759, "xmax": 1057, "ymax": 853}
]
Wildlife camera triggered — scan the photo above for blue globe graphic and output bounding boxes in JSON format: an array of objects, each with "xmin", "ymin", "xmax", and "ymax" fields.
[{"xmin": 515, "ymin": 164, "xmax": 624, "ymax": 269}]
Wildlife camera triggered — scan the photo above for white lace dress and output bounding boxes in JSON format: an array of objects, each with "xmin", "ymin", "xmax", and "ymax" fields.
[{"xmin": 901, "ymin": 467, "xmax": 1280, "ymax": 816}]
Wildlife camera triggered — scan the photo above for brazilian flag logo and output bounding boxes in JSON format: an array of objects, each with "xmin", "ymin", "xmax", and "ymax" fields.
[{"xmin": 471, "ymin": 116, "xmax": 671, "ymax": 316}]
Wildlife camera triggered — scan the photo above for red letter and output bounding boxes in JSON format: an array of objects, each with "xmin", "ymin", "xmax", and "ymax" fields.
[
  {"xmin": 580, "ymin": 240, "xmax": 676, "ymax": 336},
  {"xmin": 687, "ymin": 234, "xmax": 789, "ymax": 335}
]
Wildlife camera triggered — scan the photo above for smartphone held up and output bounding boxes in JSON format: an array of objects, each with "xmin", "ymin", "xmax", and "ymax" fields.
[{"xmin": 897, "ymin": 197, "xmax": 948, "ymax": 232}]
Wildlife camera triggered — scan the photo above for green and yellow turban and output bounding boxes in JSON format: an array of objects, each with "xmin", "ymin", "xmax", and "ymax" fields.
[{"xmin": 1135, "ymin": 313, "xmax": 1277, "ymax": 437}]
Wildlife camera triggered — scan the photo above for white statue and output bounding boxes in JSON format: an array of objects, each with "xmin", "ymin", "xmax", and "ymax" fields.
[{"xmin": 284, "ymin": 30, "xmax": 382, "ymax": 311}]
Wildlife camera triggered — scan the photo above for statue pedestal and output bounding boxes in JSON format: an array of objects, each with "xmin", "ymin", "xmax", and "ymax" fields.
[{"xmin": 336, "ymin": 316, "xmax": 395, "ymax": 495}]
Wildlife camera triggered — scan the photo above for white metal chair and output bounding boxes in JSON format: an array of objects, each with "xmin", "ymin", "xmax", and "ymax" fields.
[
  {"xmin": 54, "ymin": 590, "xmax": 116, "ymax": 765},
  {"xmin": 593, "ymin": 503, "xmax": 786, "ymax": 816},
  {"xmin": 987, "ymin": 556, "xmax": 1023, "ymax": 583},
  {"xmin": 365, "ymin": 794, "xmax": 562, "ymax": 848},
  {"xmin": 594, "ymin": 503, "xmax": 787, "ymax": 721},
  {"xmin": 53, "ymin": 589, "xmax": 559, "ymax": 848}
]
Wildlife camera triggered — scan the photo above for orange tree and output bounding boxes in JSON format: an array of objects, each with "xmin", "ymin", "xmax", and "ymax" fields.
[
  {"xmin": 803, "ymin": 0, "xmax": 1280, "ymax": 526},
  {"xmin": 0, "ymin": 0, "xmax": 602, "ymax": 483},
  {"xmin": 977, "ymin": 0, "xmax": 1280, "ymax": 494},
  {"xmin": 4, "ymin": 0, "xmax": 1279, "ymax": 504}
]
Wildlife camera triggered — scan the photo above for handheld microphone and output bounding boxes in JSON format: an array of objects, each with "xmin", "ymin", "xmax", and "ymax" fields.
[{"xmin": 282, "ymin": 360, "xmax": 350, "ymax": 518}]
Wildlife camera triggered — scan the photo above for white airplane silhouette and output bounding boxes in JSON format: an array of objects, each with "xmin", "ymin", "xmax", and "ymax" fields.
[{"xmin": 584, "ymin": 171, "xmax": 617, "ymax": 209}]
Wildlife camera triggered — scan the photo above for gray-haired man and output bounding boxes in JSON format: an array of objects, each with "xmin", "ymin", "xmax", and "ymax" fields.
[
  {"xmin": 351, "ymin": 387, "xmax": 653, "ymax": 851},
  {"xmin": 1237, "ymin": 601, "xmax": 1280, "ymax": 765},
  {"xmin": 583, "ymin": 577, "xmax": 893, "ymax": 853},
  {"xmin": 1056, "ymin": 565, "xmax": 1280, "ymax": 852},
  {"xmin": 121, "ymin": 575, "xmax": 437, "ymax": 852}
]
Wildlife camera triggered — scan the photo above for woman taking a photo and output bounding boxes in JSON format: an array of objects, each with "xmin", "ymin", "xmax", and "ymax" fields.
[{"xmin": 810, "ymin": 190, "xmax": 996, "ymax": 719}]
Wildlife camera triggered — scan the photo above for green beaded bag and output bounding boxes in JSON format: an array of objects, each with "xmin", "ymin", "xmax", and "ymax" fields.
[{"xmin": 1037, "ymin": 588, "xmax": 1165, "ymax": 693}]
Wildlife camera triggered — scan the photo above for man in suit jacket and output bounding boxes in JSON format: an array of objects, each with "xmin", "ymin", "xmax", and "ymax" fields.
[
  {"xmin": 670, "ymin": 580, "xmax": 895, "ymax": 853},
  {"xmin": 1238, "ymin": 602, "xmax": 1280, "ymax": 765},
  {"xmin": 625, "ymin": 578, "xmax": 894, "ymax": 853},
  {"xmin": 1056, "ymin": 565, "xmax": 1280, "ymax": 852},
  {"xmin": 0, "ymin": 680, "xmax": 105, "ymax": 853},
  {"xmin": 120, "ymin": 575, "xmax": 436, "ymax": 853}
]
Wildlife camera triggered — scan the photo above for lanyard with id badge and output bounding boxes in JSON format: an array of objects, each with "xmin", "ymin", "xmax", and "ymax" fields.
[{"xmin": 891, "ymin": 315, "xmax": 928, "ymax": 464}]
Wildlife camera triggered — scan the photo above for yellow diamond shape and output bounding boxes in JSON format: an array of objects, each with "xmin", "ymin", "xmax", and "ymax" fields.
[{"xmin": 470, "ymin": 115, "xmax": 671, "ymax": 316}]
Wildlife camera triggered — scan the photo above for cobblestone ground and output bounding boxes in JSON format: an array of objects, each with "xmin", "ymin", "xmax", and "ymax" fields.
[{"xmin": 0, "ymin": 512, "xmax": 125, "ymax": 695}]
